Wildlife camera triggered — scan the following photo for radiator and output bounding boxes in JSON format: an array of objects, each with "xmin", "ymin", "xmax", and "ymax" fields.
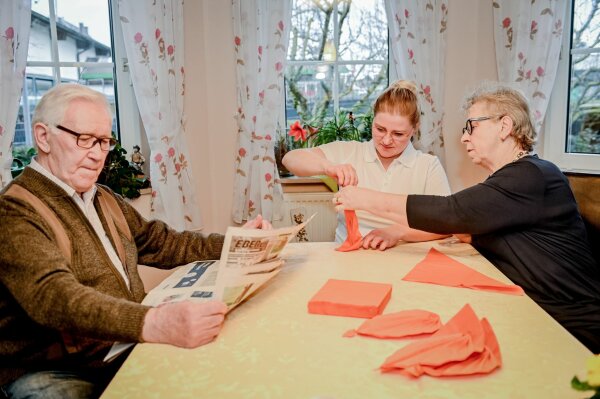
[{"xmin": 274, "ymin": 192, "xmax": 337, "ymax": 242}]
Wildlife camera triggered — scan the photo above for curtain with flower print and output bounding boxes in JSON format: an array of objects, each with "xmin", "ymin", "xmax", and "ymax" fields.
[
  {"xmin": 493, "ymin": 0, "xmax": 567, "ymax": 135},
  {"xmin": 0, "ymin": 0, "xmax": 30, "ymax": 189},
  {"xmin": 385, "ymin": 0, "xmax": 449, "ymax": 161},
  {"xmin": 231, "ymin": 0, "xmax": 291, "ymax": 224},
  {"xmin": 118, "ymin": 0, "xmax": 201, "ymax": 231}
]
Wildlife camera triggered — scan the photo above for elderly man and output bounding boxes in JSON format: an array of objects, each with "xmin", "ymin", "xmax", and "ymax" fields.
[{"xmin": 0, "ymin": 84, "xmax": 269, "ymax": 399}]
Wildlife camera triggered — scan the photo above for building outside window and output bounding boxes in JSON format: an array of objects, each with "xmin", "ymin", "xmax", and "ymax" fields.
[
  {"xmin": 14, "ymin": 0, "xmax": 142, "ymax": 154},
  {"xmin": 284, "ymin": 0, "xmax": 388, "ymax": 129}
]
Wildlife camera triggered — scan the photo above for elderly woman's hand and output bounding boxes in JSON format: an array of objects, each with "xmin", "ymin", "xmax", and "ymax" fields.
[
  {"xmin": 333, "ymin": 186, "xmax": 377, "ymax": 212},
  {"xmin": 242, "ymin": 214, "xmax": 273, "ymax": 230}
]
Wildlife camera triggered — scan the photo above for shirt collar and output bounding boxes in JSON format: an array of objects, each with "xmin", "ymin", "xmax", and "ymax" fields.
[
  {"xmin": 366, "ymin": 140, "xmax": 418, "ymax": 168},
  {"xmin": 29, "ymin": 158, "xmax": 97, "ymax": 205}
]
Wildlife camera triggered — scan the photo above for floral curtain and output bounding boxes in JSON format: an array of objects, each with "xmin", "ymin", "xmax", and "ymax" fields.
[
  {"xmin": 118, "ymin": 0, "xmax": 201, "ymax": 231},
  {"xmin": 493, "ymin": 0, "xmax": 567, "ymax": 134},
  {"xmin": 385, "ymin": 0, "xmax": 449, "ymax": 161},
  {"xmin": 231, "ymin": 0, "xmax": 291, "ymax": 224},
  {"xmin": 0, "ymin": 0, "xmax": 30, "ymax": 188}
]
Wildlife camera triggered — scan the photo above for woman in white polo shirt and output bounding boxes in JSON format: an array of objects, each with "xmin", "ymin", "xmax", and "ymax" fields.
[{"xmin": 282, "ymin": 80, "xmax": 451, "ymax": 249}]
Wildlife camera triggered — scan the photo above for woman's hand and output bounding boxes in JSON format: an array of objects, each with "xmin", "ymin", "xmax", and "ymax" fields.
[
  {"xmin": 333, "ymin": 186, "xmax": 377, "ymax": 211},
  {"xmin": 242, "ymin": 214, "xmax": 273, "ymax": 230},
  {"xmin": 324, "ymin": 163, "xmax": 358, "ymax": 187},
  {"xmin": 454, "ymin": 234, "xmax": 472, "ymax": 244},
  {"xmin": 362, "ymin": 225, "xmax": 408, "ymax": 251}
]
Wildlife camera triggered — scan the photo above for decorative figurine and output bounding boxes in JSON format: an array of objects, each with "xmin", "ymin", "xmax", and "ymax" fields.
[{"xmin": 131, "ymin": 145, "xmax": 145, "ymax": 172}]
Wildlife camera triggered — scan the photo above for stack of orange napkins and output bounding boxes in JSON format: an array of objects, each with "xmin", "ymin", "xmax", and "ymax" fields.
[
  {"xmin": 308, "ymin": 279, "xmax": 392, "ymax": 318},
  {"xmin": 379, "ymin": 304, "xmax": 502, "ymax": 377},
  {"xmin": 403, "ymin": 248, "xmax": 524, "ymax": 295}
]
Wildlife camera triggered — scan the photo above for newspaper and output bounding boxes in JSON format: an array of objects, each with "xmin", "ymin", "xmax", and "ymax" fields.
[{"xmin": 104, "ymin": 215, "xmax": 314, "ymax": 362}]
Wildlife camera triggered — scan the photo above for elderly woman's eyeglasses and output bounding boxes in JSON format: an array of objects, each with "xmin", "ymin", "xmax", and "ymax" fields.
[
  {"xmin": 55, "ymin": 125, "xmax": 117, "ymax": 151},
  {"xmin": 462, "ymin": 115, "xmax": 504, "ymax": 135}
]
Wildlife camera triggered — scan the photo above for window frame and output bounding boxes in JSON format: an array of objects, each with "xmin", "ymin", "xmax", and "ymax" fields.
[
  {"xmin": 17, "ymin": 0, "xmax": 142, "ymax": 151},
  {"xmin": 544, "ymin": 0, "xmax": 600, "ymax": 174},
  {"xmin": 284, "ymin": 0, "xmax": 390, "ymax": 126}
]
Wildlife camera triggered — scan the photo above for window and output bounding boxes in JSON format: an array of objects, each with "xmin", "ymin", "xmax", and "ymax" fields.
[
  {"xmin": 284, "ymin": 0, "xmax": 388, "ymax": 128},
  {"xmin": 545, "ymin": 0, "xmax": 599, "ymax": 173},
  {"xmin": 15, "ymin": 0, "xmax": 141, "ymax": 153}
]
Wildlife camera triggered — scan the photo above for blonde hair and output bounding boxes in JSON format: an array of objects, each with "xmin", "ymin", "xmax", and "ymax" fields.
[
  {"xmin": 373, "ymin": 80, "xmax": 421, "ymax": 128},
  {"xmin": 32, "ymin": 83, "xmax": 112, "ymax": 129},
  {"xmin": 461, "ymin": 82, "xmax": 536, "ymax": 152}
]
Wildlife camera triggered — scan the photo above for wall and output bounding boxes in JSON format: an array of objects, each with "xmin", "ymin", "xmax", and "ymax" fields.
[{"xmin": 183, "ymin": 0, "xmax": 498, "ymax": 234}]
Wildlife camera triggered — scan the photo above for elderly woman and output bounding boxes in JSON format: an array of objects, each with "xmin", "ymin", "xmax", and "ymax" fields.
[
  {"xmin": 334, "ymin": 82, "xmax": 600, "ymax": 353},
  {"xmin": 283, "ymin": 80, "xmax": 451, "ymax": 246}
]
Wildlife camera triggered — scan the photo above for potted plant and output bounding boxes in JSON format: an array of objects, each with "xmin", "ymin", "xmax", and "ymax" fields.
[{"xmin": 97, "ymin": 139, "xmax": 149, "ymax": 199}]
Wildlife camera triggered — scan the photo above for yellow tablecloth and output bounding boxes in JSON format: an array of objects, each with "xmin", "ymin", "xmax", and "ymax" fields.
[{"xmin": 102, "ymin": 240, "xmax": 591, "ymax": 399}]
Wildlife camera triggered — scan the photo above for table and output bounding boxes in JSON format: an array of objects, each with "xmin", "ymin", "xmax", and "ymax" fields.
[{"xmin": 102, "ymin": 240, "xmax": 592, "ymax": 399}]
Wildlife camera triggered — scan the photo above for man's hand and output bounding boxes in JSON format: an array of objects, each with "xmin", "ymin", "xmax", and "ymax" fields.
[
  {"xmin": 324, "ymin": 163, "xmax": 358, "ymax": 187},
  {"xmin": 362, "ymin": 225, "xmax": 407, "ymax": 251},
  {"xmin": 142, "ymin": 301, "xmax": 227, "ymax": 348},
  {"xmin": 243, "ymin": 214, "xmax": 273, "ymax": 230}
]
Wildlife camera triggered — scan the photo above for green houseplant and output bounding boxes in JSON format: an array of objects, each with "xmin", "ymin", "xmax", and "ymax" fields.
[
  {"xmin": 97, "ymin": 139, "xmax": 148, "ymax": 199},
  {"xmin": 275, "ymin": 111, "xmax": 373, "ymax": 177}
]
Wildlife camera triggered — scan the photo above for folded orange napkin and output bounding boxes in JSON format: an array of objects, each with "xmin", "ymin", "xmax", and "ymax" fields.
[
  {"xmin": 380, "ymin": 304, "xmax": 502, "ymax": 377},
  {"xmin": 402, "ymin": 248, "xmax": 524, "ymax": 295},
  {"xmin": 336, "ymin": 210, "xmax": 363, "ymax": 252},
  {"xmin": 344, "ymin": 309, "xmax": 442, "ymax": 338},
  {"xmin": 308, "ymin": 279, "xmax": 392, "ymax": 318}
]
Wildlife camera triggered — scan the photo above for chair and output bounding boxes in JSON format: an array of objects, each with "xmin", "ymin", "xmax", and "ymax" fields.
[{"xmin": 566, "ymin": 173, "xmax": 600, "ymax": 264}]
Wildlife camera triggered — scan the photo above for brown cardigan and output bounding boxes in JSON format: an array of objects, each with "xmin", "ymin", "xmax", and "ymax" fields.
[{"xmin": 0, "ymin": 167, "xmax": 224, "ymax": 385}]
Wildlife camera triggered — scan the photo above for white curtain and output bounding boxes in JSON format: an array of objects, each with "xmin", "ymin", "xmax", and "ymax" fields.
[
  {"xmin": 385, "ymin": 0, "xmax": 449, "ymax": 161},
  {"xmin": 118, "ymin": 0, "xmax": 201, "ymax": 231},
  {"xmin": 493, "ymin": 0, "xmax": 567, "ymax": 134},
  {"xmin": 231, "ymin": 0, "xmax": 291, "ymax": 224},
  {"xmin": 0, "ymin": 0, "xmax": 31, "ymax": 188}
]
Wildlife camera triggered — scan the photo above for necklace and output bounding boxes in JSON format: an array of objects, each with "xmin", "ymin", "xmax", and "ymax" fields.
[{"xmin": 513, "ymin": 151, "xmax": 529, "ymax": 162}]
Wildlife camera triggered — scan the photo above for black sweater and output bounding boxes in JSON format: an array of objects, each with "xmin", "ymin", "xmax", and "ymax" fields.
[{"xmin": 407, "ymin": 155, "xmax": 600, "ymax": 352}]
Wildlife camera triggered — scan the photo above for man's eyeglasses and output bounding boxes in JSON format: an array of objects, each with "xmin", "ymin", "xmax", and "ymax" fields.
[
  {"xmin": 55, "ymin": 124, "xmax": 117, "ymax": 151},
  {"xmin": 462, "ymin": 115, "xmax": 504, "ymax": 135}
]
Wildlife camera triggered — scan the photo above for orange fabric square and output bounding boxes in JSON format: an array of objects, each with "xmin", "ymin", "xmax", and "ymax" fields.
[
  {"xmin": 308, "ymin": 279, "xmax": 392, "ymax": 318},
  {"xmin": 345, "ymin": 309, "xmax": 442, "ymax": 339},
  {"xmin": 336, "ymin": 210, "xmax": 363, "ymax": 252},
  {"xmin": 403, "ymin": 248, "xmax": 524, "ymax": 295},
  {"xmin": 380, "ymin": 304, "xmax": 502, "ymax": 377}
]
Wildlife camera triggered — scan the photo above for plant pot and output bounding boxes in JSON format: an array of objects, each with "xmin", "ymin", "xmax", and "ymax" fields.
[{"xmin": 275, "ymin": 142, "xmax": 292, "ymax": 177}]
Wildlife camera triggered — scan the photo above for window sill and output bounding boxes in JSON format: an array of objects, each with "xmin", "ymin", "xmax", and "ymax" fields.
[{"xmin": 280, "ymin": 176, "xmax": 335, "ymax": 193}]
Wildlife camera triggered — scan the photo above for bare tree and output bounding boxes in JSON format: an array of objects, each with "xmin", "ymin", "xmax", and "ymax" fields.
[{"xmin": 286, "ymin": 0, "xmax": 387, "ymax": 125}]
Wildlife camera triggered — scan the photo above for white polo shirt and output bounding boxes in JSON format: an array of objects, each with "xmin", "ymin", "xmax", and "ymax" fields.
[{"xmin": 319, "ymin": 140, "xmax": 451, "ymax": 242}]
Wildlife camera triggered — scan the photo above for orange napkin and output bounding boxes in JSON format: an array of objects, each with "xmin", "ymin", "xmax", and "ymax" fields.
[
  {"xmin": 336, "ymin": 210, "xmax": 363, "ymax": 252},
  {"xmin": 344, "ymin": 309, "xmax": 442, "ymax": 338},
  {"xmin": 402, "ymin": 248, "xmax": 524, "ymax": 295},
  {"xmin": 380, "ymin": 304, "xmax": 502, "ymax": 377},
  {"xmin": 308, "ymin": 279, "xmax": 392, "ymax": 318}
]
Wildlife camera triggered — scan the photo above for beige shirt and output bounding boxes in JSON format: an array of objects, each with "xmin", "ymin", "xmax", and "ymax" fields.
[
  {"xmin": 29, "ymin": 158, "xmax": 130, "ymax": 287},
  {"xmin": 319, "ymin": 140, "xmax": 451, "ymax": 242}
]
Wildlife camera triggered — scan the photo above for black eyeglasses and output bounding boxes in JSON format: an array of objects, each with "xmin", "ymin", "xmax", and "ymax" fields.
[
  {"xmin": 462, "ymin": 115, "xmax": 504, "ymax": 135},
  {"xmin": 55, "ymin": 124, "xmax": 117, "ymax": 151}
]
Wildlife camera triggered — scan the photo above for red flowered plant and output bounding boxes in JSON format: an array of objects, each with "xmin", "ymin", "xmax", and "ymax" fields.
[{"xmin": 289, "ymin": 121, "xmax": 307, "ymax": 142}]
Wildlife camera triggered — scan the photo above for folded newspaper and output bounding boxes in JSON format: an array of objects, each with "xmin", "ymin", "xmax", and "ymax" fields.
[{"xmin": 104, "ymin": 215, "xmax": 314, "ymax": 362}]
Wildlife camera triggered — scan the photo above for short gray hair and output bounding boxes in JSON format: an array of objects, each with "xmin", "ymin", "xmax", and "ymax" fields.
[
  {"xmin": 461, "ymin": 82, "xmax": 536, "ymax": 152},
  {"xmin": 32, "ymin": 83, "xmax": 112, "ymax": 129}
]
